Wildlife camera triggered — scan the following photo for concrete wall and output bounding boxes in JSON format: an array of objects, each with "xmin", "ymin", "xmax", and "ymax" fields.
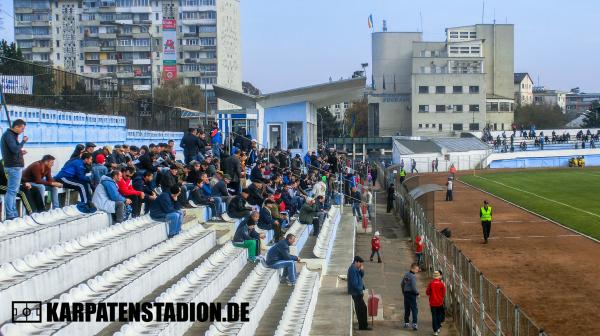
[
  {"xmin": 371, "ymin": 32, "xmax": 422, "ymax": 136},
  {"xmin": 476, "ymin": 24, "xmax": 514, "ymax": 100},
  {"xmin": 216, "ymin": 0, "xmax": 242, "ymax": 111}
]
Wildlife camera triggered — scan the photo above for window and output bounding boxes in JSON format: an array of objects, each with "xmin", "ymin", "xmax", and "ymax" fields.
[
  {"xmin": 418, "ymin": 105, "xmax": 429, "ymax": 113},
  {"xmin": 334, "ymin": 104, "xmax": 340, "ymax": 108},
  {"xmin": 449, "ymin": 46, "xmax": 459, "ymax": 54},
  {"xmin": 449, "ymin": 31, "xmax": 458, "ymax": 39},
  {"xmin": 56, "ymin": 40, "xmax": 60, "ymax": 47},
  {"xmin": 287, "ymin": 122, "xmax": 303, "ymax": 150},
  {"xmin": 469, "ymin": 86, "xmax": 480, "ymax": 94},
  {"xmin": 453, "ymin": 104, "xmax": 463, "ymax": 112},
  {"xmin": 471, "ymin": 46, "xmax": 480, "ymax": 54},
  {"xmin": 425, "ymin": 124, "xmax": 429, "ymax": 128},
  {"xmin": 436, "ymin": 105, "xmax": 446, "ymax": 112},
  {"xmin": 453, "ymin": 123, "xmax": 463, "ymax": 131},
  {"xmin": 344, "ymin": 102, "xmax": 349, "ymax": 108},
  {"xmin": 418, "ymin": 86, "xmax": 429, "ymax": 94},
  {"xmin": 500, "ymin": 102, "xmax": 510, "ymax": 111},
  {"xmin": 453, "ymin": 86, "xmax": 463, "ymax": 94},
  {"xmin": 459, "ymin": 32, "xmax": 469, "ymax": 38},
  {"xmin": 181, "ymin": 11, "xmax": 216, "ymax": 20},
  {"xmin": 90, "ymin": 66, "xmax": 99, "ymax": 73},
  {"xmin": 56, "ymin": 53, "xmax": 60, "ymax": 60},
  {"xmin": 460, "ymin": 47, "xmax": 470, "ymax": 54},
  {"xmin": 469, "ymin": 32, "xmax": 477, "ymax": 39},
  {"xmin": 469, "ymin": 123, "xmax": 479, "ymax": 131},
  {"xmin": 418, "ymin": 124, "xmax": 423, "ymax": 129},
  {"xmin": 435, "ymin": 86, "xmax": 445, "ymax": 94},
  {"xmin": 488, "ymin": 102, "xmax": 498, "ymax": 111},
  {"xmin": 469, "ymin": 104, "xmax": 480, "ymax": 112}
]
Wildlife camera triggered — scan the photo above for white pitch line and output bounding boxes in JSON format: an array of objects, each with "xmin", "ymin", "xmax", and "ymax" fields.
[
  {"xmin": 473, "ymin": 175, "xmax": 600, "ymax": 219},
  {"xmin": 453, "ymin": 234, "xmax": 580, "ymax": 241}
]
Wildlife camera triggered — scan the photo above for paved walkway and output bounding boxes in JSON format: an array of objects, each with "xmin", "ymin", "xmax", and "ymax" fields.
[{"xmin": 353, "ymin": 193, "xmax": 457, "ymax": 336}]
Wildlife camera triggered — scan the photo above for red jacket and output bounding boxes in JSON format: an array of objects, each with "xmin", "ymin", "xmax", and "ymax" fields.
[
  {"xmin": 415, "ymin": 236, "xmax": 424, "ymax": 253},
  {"xmin": 371, "ymin": 236, "xmax": 381, "ymax": 251},
  {"xmin": 117, "ymin": 177, "xmax": 142, "ymax": 197},
  {"xmin": 426, "ymin": 279, "xmax": 446, "ymax": 307}
]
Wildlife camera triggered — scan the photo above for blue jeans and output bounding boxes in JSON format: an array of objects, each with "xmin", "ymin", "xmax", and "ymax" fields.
[
  {"xmin": 403, "ymin": 292, "xmax": 418, "ymax": 324},
  {"xmin": 270, "ymin": 260, "xmax": 297, "ymax": 283},
  {"xmin": 5, "ymin": 167, "xmax": 23, "ymax": 219},
  {"xmin": 213, "ymin": 197, "xmax": 224, "ymax": 217},
  {"xmin": 30, "ymin": 183, "xmax": 60, "ymax": 209},
  {"xmin": 212, "ymin": 144, "xmax": 221, "ymax": 158},
  {"xmin": 352, "ymin": 203, "xmax": 361, "ymax": 218},
  {"xmin": 165, "ymin": 211, "xmax": 183, "ymax": 237}
]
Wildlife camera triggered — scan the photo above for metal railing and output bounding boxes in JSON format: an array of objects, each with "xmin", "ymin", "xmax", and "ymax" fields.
[{"xmin": 387, "ymin": 171, "xmax": 546, "ymax": 336}]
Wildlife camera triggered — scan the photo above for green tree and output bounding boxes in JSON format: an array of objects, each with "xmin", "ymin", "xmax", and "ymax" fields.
[
  {"xmin": 514, "ymin": 104, "xmax": 568, "ymax": 129},
  {"xmin": 317, "ymin": 107, "xmax": 341, "ymax": 140},
  {"xmin": 153, "ymin": 78, "xmax": 206, "ymax": 112},
  {"xmin": 583, "ymin": 101, "xmax": 600, "ymax": 128},
  {"xmin": 343, "ymin": 99, "xmax": 368, "ymax": 137}
]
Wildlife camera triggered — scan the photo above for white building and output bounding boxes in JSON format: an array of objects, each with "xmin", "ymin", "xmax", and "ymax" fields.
[
  {"xmin": 13, "ymin": 0, "xmax": 241, "ymax": 110},
  {"xmin": 327, "ymin": 101, "xmax": 350, "ymax": 121},
  {"xmin": 514, "ymin": 73, "xmax": 533, "ymax": 106},
  {"xmin": 368, "ymin": 24, "xmax": 515, "ymax": 137},
  {"xmin": 533, "ymin": 87, "xmax": 567, "ymax": 113}
]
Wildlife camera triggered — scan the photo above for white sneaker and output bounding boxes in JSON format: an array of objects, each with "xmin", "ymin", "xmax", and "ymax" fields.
[
  {"xmin": 403, "ymin": 323, "xmax": 410, "ymax": 329},
  {"xmin": 433, "ymin": 332, "xmax": 439, "ymax": 336},
  {"xmin": 188, "ymin": 200, "xmax": 199, "ymax": 208}
]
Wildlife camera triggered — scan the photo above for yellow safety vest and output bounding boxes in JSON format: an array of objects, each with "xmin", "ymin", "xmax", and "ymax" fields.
[
  {"xmin": 400, "ymin": 169, "xmax": 406, "ymax": 177},
  {"xmin": 480, "ymin": 206, "xmax": 492, "ymax": 221}
]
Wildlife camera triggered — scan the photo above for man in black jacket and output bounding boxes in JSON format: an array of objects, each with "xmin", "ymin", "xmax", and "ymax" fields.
[
  {"xmin": 1, "ymin": 119, "xmax": 28, "ymax": 220},
  {"xmin": 157, "ymin": 164, "xmax": 188, "ymax": 206},
  {"xmin": 250, "ymin": 160, "xmax": 265, "ymax": 182},
  {"xmin": 247, "ymin": 179, "xmax": 265, "ymax": 206},
  {"xmin": 132, "ymin": 170, "xmax": 157, "ymax": 214},
  {"xmin": 180, "ymin": 128, "xmax": 202, "ymax": 164},
  {"xmin": 227, "ymin": 188, "xmax": 252, "ymax": 218},
  {"xmin": 222, "ymin": 150, "xmax": 242, "ymax": 194}
]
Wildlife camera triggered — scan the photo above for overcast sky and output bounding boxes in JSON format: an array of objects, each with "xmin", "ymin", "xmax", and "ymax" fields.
[{"xmin": 2, "ymin": 0, "xmax": 599, "ymax": 94}]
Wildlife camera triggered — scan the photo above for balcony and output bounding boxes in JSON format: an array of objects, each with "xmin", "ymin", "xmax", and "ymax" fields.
[
  {"xmin": 116, "ymin": 72, "xmax": 135, "ymax": 78},
  {"xmin": 82, "ymin": 46, "xmax": 101, "ymax": 52},
  {"xmin": 100, "ymin": 59, "xmax": 118, "ymax": 65},
  {"xmin": 132, "ymin": 59, "xmax": 151, "ymax": 65},
  {"xmin": 31, "ymin": 46, "xmax": 51, "ymax": 53},
  {"xmin": 85, "ymin": 59, "xmax": 100, "ymax": 65},
  {"xmin": 133, "ymin": 84, "xmax": 151, "ymax": 91},
  {"xmin": 117, "ymin": 58, "xmax": 133, "ymax": 64},
  {"xmin": 99, "ymin": 33, "xmax": 117, "ymax": 39},
  {"xmin": 100, "ymin": 46, "xmax": 116, "ymax": 51},
  {"xmin": 181, "ymin": 44, "xmax": 214, "ymax": 51},
  {"xmin": 31, "ymin": 34, "xmax": 51, "ymax": 40}
]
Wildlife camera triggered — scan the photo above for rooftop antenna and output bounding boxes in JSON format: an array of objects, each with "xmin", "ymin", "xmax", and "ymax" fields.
[
  {"xmin": 481, "ymin": 1, "xmax": 485, "ymax": 24},
  {"xmin": 419, "ymin": 11, "xmax": 423, "ymax": 33},
  {"xmin": 493, "ymin": 9, "xmax": 496, "ymax": 24},
  {"xmin": 383, "ymin": 20, "xmax": 387, "ymax": 32}
]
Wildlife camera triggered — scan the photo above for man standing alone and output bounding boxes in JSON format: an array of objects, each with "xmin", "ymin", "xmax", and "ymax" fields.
[
  {"xmin": 426, "ymin": 271, "xmax": 446, "ymax": 335},
  {"xmin": 348, "ymin": 256, "xmax": 371, "ymax": 331},
  {"xmin": 402, "ymin": 263, "xmax": 420, "ymax": 330},
  {"xmin": 1, "ymin": 119, "xmax": 28, "ymax": 220},
  {"xmin": 480, "ymin": 200, "xmax": 493, "ymax": 244}
]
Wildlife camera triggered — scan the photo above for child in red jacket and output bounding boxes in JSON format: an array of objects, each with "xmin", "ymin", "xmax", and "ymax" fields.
[
  {"xmin": 426, "ymin": 271, "xmax": 446, "ymax": 335},
  {"xmin": 370, "ymin": 231, "xmax": 382, "ymax": 263},
  {"xmin": 415, "ymin": 235, "xmax": 424, "ymax": 267}
]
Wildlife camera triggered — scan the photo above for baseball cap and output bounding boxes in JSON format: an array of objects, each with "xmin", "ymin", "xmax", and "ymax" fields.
[{"xmin": 85, "ymin": 142, "xmax": 96, "ymax": 148}]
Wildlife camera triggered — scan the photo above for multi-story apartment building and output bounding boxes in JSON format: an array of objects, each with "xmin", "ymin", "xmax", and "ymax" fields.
[
  {"xmin": 533, "ymin": 86, "xmax": 567, "ymax": 113},
  {"xmin": 368, "ymin": 24, "xmax": 514, "ymax": 137},
  {"xmin": 13, "ymin": 0, "xmax": 241, "ymax": 110},
  {"xmin": 566, "ymin": 91, "xmax": 600, "ymax": 113},
  {"xmin": 327, "ymin": 101, "xmax": 350, "ymax": 121},
  {"xmin": 514, "ymin": 72, "xmax": 533, "ymax": 106}
]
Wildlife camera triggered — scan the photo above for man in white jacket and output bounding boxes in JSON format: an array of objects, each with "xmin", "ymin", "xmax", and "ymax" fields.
[{"xmin": 312, "ymin": 175, "xmax": 327, "ymax": 199}]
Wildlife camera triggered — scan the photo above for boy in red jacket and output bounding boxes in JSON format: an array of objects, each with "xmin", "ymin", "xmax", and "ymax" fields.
[
  {"xmin": 117, "ymin": 167, "xmax": 145, "ymax": 217},
  {"xmin": 415, "ymin": 235, "xmax": 424, "ymax": 267},
  {"xmin": 426, "ymin": 271, "xmax": 446, "ymax": 335},
  {"xmin": 370, "ymin": 231, "xmax": 382, "ymax": 263}
]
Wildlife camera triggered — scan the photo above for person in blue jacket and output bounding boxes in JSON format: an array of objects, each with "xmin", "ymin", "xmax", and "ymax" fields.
[
  {"xmin": 266, "ymin": 234, "xmax": 300, "ymax": 285},
  {"xmin": 150, "ymin": 185, "xmax": 184, "ymax": 238},
  {"xmin": 348, "ymin": 255, "xmax": 371, "ymax": 331},
  {"xmin": 55, "ymin": 152, "xmax": 95, "ymax": 211}
]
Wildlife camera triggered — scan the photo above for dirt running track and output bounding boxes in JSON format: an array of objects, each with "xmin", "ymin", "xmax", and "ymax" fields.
[{"xmin": 419, "ymin": 173, "xmax": 600, "ymax": 336}]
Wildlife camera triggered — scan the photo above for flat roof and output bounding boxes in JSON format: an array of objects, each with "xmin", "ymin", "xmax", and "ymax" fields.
[{"xmin": 214, "ymin": 77, "xmax": 366, "ymax": 110}]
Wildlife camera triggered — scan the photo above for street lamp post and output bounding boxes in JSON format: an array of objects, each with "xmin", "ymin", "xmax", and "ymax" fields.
[{"xmin": 317, "ymin": 111, "xmax": 323, "ymax": 143}]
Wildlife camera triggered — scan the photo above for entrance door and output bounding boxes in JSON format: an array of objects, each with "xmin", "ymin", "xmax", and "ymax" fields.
[{"xmin": 268, "ymin": 124, "xmax": 281, "ymax": 149}]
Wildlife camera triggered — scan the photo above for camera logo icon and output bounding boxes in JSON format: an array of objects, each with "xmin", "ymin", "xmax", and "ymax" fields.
[{"xmin": 12, "ymin": 301, "xmax": 42, "ymax": 323}]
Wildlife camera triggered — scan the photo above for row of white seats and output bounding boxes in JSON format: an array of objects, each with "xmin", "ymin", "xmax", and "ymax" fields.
[
  {"xmin": 1, "ymin": 225, "xmax": 216, "ymax": 336},
  {"xmin": 313, "ymin": 207, "xmax": 342, "ymax": 260},
  {"xmin": 0, "ymin": 206, "xmax": 110, "ymax": 263},
  {"xmin": 274, "ymin": 269, "xmax": 321, "ymax": 336},
  {"xmin": 205, "ymin": 263, "xmax": 279, "ymax": 336},
  {"xmin": 116, "ymin": 242, "xmax": 248, "ymax": 336},
  {"xmin": 285, "ymin": 220, "xmax": 312, "ymax": 257},
  {"xmin": 0, "ymin": 215, "xmax": 166, "ymax": 323}
]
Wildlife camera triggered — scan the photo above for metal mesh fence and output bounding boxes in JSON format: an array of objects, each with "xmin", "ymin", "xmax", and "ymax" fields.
[
  {"xmin": 384, "ymin": 170, "xmax": 546, "ymax": 336},
  {"xmin": 0, "ymin": 56, "xmax": 188, "ymax": 131}
]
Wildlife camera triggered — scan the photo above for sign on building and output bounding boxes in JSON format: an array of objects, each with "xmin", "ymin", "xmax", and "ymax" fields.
[
  {"xmin": 162, "ymin": 19, "xmax": 177, "ymax": 81},
  {"xmin": 0, "ymin": 76, "xmax": 33, "ymax": 95}
]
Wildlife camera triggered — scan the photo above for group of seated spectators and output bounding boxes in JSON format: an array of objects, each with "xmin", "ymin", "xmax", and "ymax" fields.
[{"xmin": 1, "ymin": 119, "xmax": 361, "ymax": 285}]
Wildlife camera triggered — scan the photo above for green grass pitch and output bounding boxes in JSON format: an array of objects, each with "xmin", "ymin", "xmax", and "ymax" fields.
[{"xmin": 460, "ymin": 168, "xmax": 600, "ymax": 240}]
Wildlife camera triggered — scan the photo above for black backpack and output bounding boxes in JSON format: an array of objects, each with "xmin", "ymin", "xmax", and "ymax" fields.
[{"xmin": 441, "ymin": 228, "xmax": 452, "ymax": 238}]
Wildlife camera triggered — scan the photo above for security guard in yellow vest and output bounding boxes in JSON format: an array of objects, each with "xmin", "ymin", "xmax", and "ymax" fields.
[
  {"xmin": 399, "ymin": 168, "xmax": 407, "ymax": 184},
  {"xmin": 480, "ymin": 200, "xmax": 493, "ymax": 244}
]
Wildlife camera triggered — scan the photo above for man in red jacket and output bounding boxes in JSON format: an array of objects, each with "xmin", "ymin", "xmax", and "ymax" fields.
[
  {"xmin": 426, "ymin": 271, "xmax": 446, "ymax": 335},
  {"xmin": 117, "ymin": 167, "xmax": 144, "ymax": 217}
]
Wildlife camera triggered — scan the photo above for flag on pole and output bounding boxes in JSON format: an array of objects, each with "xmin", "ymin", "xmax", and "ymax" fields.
[
  {"xmin": 350, "ymin": 112, "xmax": 357, "ymax": 137},
  {"xmin": 371, "ymin": 74, "xmax": 375, "ymax": 90},
  {"xmin": 382, "ymin": 74, "xmax": 386, "ymax": 90},
  {"xmin": 368, "ymin": 14, "xmax": 373, "ymax": 29},
  {"xmin": 393, "ymin": 75, "xmax": 397, "ymax": 92}
]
